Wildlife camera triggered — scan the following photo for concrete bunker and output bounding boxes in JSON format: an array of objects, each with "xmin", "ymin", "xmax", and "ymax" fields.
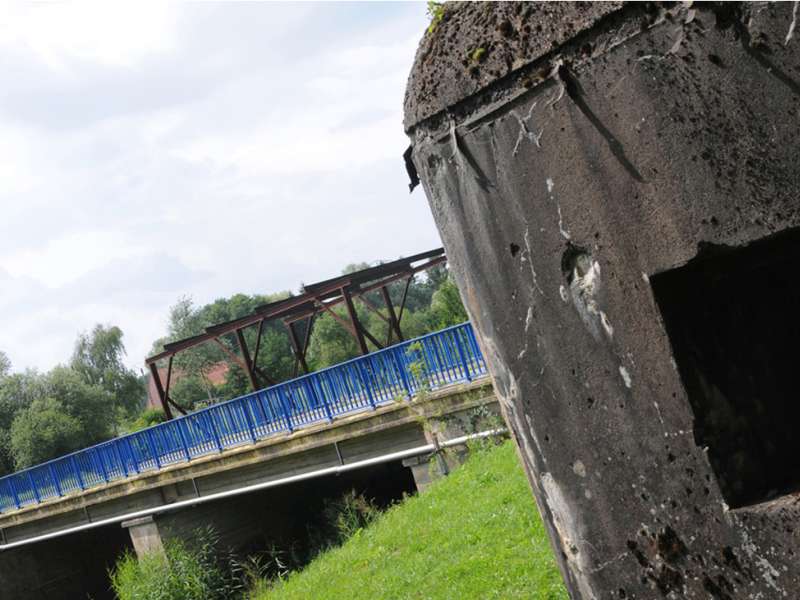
[
  {"xmin": 651, "ymin": 229, "xmax": 800, "ymax": 509},
  {"xmin": 404, "ymin": 1, "xmax": 800, "ymax": 597}
]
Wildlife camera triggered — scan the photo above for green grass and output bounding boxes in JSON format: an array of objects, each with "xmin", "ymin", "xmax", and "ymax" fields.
[{"xmin": 252, "ymin": 441, "xmax": 568, "ymax": 600}]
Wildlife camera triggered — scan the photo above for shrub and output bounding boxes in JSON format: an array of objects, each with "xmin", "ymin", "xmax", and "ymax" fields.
[
  {"xmin": 323, "ymin": 490, "xmax": 381, "ymax": 543},
  {"xmin": 124, "ymin": 408, "xmax": 168, "ymax": 433},
  {"xmin": 10, "ymin": 398, "xmax": 84, "ymax": 468},
  {"xmin": 110, "ymin": 530, "xmax": 242, "ymax": 600}
]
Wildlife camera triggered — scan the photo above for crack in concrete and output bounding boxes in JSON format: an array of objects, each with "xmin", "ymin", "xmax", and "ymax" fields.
[
  {"xmin": 511, "ymin": 102, "xmax": 543, "ymax": 156},
  {"xmin": 786, "ymin": 1, "xmax": 800, "ymax": 45},
  {"xmin": 523, "ymin": 226, "xmax": 545, "ymax": 296}
]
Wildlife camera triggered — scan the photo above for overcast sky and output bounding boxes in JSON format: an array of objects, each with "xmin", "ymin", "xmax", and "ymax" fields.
[{"xmin": 0, "ymin": 2, "xmax": 441, "ymax": 374}]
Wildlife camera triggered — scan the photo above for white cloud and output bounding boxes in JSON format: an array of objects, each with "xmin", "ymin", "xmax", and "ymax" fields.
[
  {"xmin": 2, "ymin": 231, "xmax": 148, "ymax": 288},
  {"xmin": 0, "ymin": 2, "xmax": 439, "ymax": 372},
  {"xmin": 0, "ymin": 3, "xmax": 178, "ymax": 71}
]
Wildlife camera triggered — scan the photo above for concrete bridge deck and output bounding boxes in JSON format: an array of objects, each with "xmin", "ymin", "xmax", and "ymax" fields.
[{"xmin": 0, "ymin": 378, "xmax": 497, "ymax": 549}]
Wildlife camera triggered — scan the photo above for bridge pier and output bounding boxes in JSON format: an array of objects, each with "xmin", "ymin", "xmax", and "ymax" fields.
[
  {"xmin": 121, "ymin": 516, "xmax": 164, "ymax": 557},
  {"xmin": 402, "ymin": 455, "xmax": 439, "ymax": 492}
]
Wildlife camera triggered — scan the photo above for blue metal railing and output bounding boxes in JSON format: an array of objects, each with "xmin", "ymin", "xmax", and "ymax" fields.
[{"xmin": 0, "ymin": 322, "xmax": 487, "ymax": 514}]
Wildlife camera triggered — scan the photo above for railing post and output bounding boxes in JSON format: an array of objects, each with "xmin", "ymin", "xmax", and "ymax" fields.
[
  {"xmin": 111, "ymin": 441, "xmax": 128, "ymax": 478},
  {"xmin": 304, "ymin": 378, "xmax": 333, "ymax": 422},
  {"xmin": 125, "ymin": 438, "xmax": 140, "ymax": 474},
  {"xmin": 206, "ymin": 412, "xmax": 224, "ymax": 452},
  {"xmin": 27, "ymin": 473, "xmax": 40, "ymax": 504},
  {"xmin": 256, "ymin": 391, "xmax": 272, "ymax": 425},
  {"xmin": 319, "ymin": 376, "xmax": 335, "ymax": 421},
  {"xmin": 453, "ymin": 330, "xmax": 473, "ymax": 382},
  {"xmin": 392, "ymin": 347, "xmax": 413, "ymax": 398},
  {"xmin": 176, "ymin": 419, "xmax": 192, "ymax": 462},
  {"xmin": 241, "ymin": 397, "xmax": 258, "ymax": 443},
  {"xmin": 70, "ymin": 456, "xmax": 85, "ymax": 490},
  {"xmin": 145, "ymin": 430, "xmax": 162, "ymax": 469},
  {"xmin": 95, "ymin": 449, "xmax": 109, "ymax": 483},
  {"xmin": 8, "ymin": 478, "xmax": 21, "ymax": 509},
  {"xmin": 277, "ymin": 388, "xmax": 294, "ymax": 432},
  {"xmin": 48, "ymin": 464, "xmax": 63, "ymax": 497},
  {"xmin": 357, "ymin": 362, "xmax": 376, "ymax": 409}
]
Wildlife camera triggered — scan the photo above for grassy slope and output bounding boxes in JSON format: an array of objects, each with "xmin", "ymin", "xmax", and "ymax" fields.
[{"xmin": 253, "ymin": 441, "xmax": 568, "ymax": 600}]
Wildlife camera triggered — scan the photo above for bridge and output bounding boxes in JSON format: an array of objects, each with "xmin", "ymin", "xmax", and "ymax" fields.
[{"xmin": 0, "ymin": 322, "xmax": 500, "ymax": 599}]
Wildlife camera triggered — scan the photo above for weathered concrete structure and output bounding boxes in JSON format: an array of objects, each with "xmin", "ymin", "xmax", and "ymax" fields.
[
  {"xmin": 405, "ymin": 2, "xmax": 800, "ymax": 599},
  {"xmin": 0, "ymin": 380, "xmax": 498, "ymax": 599}
]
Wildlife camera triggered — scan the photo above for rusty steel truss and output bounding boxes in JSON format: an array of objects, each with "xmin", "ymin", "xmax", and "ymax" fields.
[{"xmin": 145, "ymin": 248, "xmax": 447, "ymax": 419}]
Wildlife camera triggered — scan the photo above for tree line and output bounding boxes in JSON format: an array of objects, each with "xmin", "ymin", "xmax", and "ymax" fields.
[
  {"xmin": 0, "ymin": 325, "xmax": 143, "ymax": 475},
  {"xmin": 0, "ymin": 262, "xmax": 467, "ymax": 477}
]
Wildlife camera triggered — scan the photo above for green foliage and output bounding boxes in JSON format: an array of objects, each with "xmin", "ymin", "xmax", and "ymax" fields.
[
  {"xmin": 427, "ymin": 1, "xmax": 445, "ymax": 33},
  {"xmin": 125, "ymin": 408, "xmax": 168, "ymax": 433},
  {"xmin": 9, "ymin": 397, "xmax": 84, "ymax": 468},
  {"xmin": 110, "ymin": 535, "xmax": 240, "ymax": 600},
  {"xmin": 470, "ymin": 47, "xmax": 486, "ymax": 62},
  {"xmin": 45, "ymin": 366, "xmax": 115, "ymax": 444},
  {"xmin": 0, "ymin": 370, "xmax": 44, "ymax": 473},
  {"xmin": 170, "ymin": 374, "xmax": 216, "ymax": 411},
  {"xmin": 0, "ymin": 341, "xmax": 129, "ymax": 473},
  {"xmin": 8, "ymin": 367, "xmax": 114, "ymax": 469},
  {"xmin": 311, "ymin": 490, "xmax": 381, "ymax": 552},
  {"xmin": 216, "ymin": 364, "xmax": 251, "ymax": 404},
  {"xmin": 0, "ymin": 351, "xmax": 10, "ymax": 378},
  {"xmin": 253, "ymin": 441, "xmax": 567, "ymax": 600},
  {"xmin": 305, "ymin": 310, "xmax": 359, "ymax": 370},
  {"xmin": 71, "ymin": 324, "xmax": 145, "ymax": 418},
  {"xmin": 429, "ymin": 276, "xmax": 468, "ymax": 329}
]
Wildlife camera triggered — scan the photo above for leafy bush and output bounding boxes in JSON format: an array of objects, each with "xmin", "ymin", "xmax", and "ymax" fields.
[
  {"xmin": 10, "ymin": 398, "xmax": 84, "ymax": 468},
  {"xmin": 110, "ymin": 529, "xmax": 242, "ymax": 600},
  {"xmin": 124, "ymin": 408, "xmax": 168, "ymax": 433},
  {"xmin": 321, "ymin": 490, "xmax": 381, "ymax": 545}
]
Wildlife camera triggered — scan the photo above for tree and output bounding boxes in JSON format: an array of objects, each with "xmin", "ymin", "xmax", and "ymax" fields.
[
  {"xmin": 45, "ymin": 366, "xmax": 115, "ymax": 444},
  {"xmin": 0, "ymin": 370, "xmax": 46, "ymax": 475},
  {"xmin": 71, "ymin": 324, "xmax": 145, "ymax": 418},
  {"xmin": 7, "ymin": 367, "xmax": 114, "ymax": 469},
  {"xmin": 428, "ymin": 276, "xmax": 468, "ymax": 328},
  {"xmin": 306, "ymin": 310, "xmax": 361, "ymax": 370},
  {"xmin": 0, "ymin": 351, "xmax": 10, "ymax": 378},
  {"xmin": 170, "ymin": 375, "xmax": 216, "ymax": 411},
  {"xmin": 10, "ymin": 398, "xmax": 84, "ymax": 469},
  {"xmin": 125, "ymin": 408, "xmax": 168, "ymax": 433}
]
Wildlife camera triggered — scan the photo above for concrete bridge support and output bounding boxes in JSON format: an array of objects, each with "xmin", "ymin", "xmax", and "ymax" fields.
[
  {"xmin": 405, "ymin": 2, "xmax": 800, "ymax": 598},
  {"xmin": 122, "ymin": 516, "xmax": 164, "ymax": 557}
]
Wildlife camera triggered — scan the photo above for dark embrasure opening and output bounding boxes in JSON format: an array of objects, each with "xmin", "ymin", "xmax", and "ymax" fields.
[{"xmin": 651, "ymin": 229, "xmax": 800, "ymax": 509}]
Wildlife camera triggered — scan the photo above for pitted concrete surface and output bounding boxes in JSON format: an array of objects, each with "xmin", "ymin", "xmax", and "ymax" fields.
[{"xmin": 406, "ymin": 2, "xmax": 800, "ymax": 599}]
